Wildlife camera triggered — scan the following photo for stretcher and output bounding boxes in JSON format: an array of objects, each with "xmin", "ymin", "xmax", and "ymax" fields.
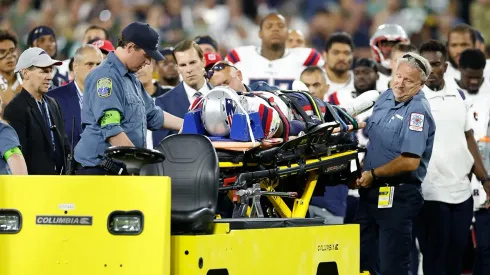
[
  {"xmin": 181, "ymin": 87, "xmax": 367, "ymax": 219},
  {"xmin": 211, "ymin": 121, "xmax": 365, "ymax": 219}
]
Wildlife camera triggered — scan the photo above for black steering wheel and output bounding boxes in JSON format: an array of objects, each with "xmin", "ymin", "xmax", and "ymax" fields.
[{"xmin": 104, "ymin": 146, "xmax": 165, "ymax": 175}]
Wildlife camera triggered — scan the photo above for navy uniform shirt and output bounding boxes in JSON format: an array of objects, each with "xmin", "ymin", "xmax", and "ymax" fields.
[
  {"xmin": 75, "ymin": 52, "xmax": 164, "ymax": 167},
  {"xmin": 0, "ymin": 121, "xmax": 21, "ymax": 174},
  {"xmin": 363, "ymin": 89, "xmax": 436, "ymax": 184}
]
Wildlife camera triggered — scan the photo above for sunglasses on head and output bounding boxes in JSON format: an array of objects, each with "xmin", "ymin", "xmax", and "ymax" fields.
[
  {"xmin": 206, "ymin": 62, "xmax": 237, "ymax": 79},
  {"xmin": 402, "ymin": 53, "xmax": 427, "ymax": 76}
]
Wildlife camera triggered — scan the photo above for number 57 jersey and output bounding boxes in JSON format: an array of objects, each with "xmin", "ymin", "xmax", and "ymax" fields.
[{"xmin": 226, "ymin": 46, "xmax": 324, "ymax": 90}]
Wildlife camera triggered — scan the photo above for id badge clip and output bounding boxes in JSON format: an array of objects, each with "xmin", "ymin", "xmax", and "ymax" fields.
[{"xmin": 378, "ymin": 185, "xmax": 394, "ymax": 208}]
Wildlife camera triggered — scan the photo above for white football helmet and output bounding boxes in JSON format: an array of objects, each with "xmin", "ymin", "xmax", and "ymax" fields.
[{"xmin": 370, "ymin": 24, "xmax": 410, "ymax": 69}]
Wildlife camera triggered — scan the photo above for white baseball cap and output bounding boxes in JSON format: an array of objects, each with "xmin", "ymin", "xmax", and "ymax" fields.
[{"xmin": 15, "ymin": 47, "xmax": 63, "ymax": 73}]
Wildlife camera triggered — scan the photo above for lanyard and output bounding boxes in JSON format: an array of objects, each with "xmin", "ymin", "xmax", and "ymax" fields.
[{"xmin": 36, "ymin": 98, "xmax": 56, "ymax": 151}]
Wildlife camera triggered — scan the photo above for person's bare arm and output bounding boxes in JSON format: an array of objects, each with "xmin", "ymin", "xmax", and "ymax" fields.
[
  {"xmin": 357, "ymin": 154, "xmax": 420, "ymax": 187},
  {"xmin": 7, "ymin": 154, "xmax": 28, "ymax": 175},
  {"xmin": 162, "ymin": 111, "xmax": 184, "ymax": 131},
  {"xmin": 466, "ymin": 130, "xmax": 488, "ymax": 181},
  {"xmin": 373, "ymin": 154, "xmax": 420, "ymax": 177},
  {"xmin": 108, "ymin": 132, "xmax": 134, "ymax": 147}
]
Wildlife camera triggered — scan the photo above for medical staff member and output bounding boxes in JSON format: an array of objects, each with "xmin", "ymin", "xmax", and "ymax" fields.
[
  {"xmin": 417, "ymin": 40, "xmax": 490, "ymax": 275},
  {"xmin": 355, "ymin": 52, "xmax": 436, "ymax": 275},
  {"xmin": 74, "ymin": 22, "xmax": 183, "ymax": 175},
  {"xmin": 0, "ymin": 97, "xmax": 27, "ymax": 175}
]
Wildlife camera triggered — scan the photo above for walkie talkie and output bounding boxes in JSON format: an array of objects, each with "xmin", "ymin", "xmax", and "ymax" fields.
[{"xmin": 67, "ymin": 116, "xmax": 76, "ymax": 175}]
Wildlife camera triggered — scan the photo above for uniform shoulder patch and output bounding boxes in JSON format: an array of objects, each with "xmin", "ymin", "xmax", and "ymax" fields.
[
  {"xmin": 409, "ymin": 112, "xmax": 424, "ymax": 132},
  {"xmin": 97, "ymin": 77, "xmax": 112, "ymax": 98}
]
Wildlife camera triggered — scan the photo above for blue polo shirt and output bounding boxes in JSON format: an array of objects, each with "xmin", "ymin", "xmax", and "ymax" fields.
[
  {"xmin": 363, "ymin": 89, "xmax": 436, "ymax": 184},
  {"xmin": 75, "ymin": 52, "xmax": 165, "ymax": 167}
]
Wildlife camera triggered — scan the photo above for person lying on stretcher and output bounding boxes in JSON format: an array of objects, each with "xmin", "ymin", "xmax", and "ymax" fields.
[
  {"xmin": 192, "ymin": 60, "xmax": 328, "ymax": 140},
  {"xmin": 195, "ymin": 61, "xmax": 378, "ymax": 141}
]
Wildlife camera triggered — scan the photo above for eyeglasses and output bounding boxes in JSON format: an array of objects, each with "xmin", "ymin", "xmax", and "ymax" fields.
[
  {"xmin": 402, "ymin": 53, "xmax": 427, "ymax": 75},
  {"xmin": 206, "ymin": 62, "xmax": 237, "ymax": 79}
]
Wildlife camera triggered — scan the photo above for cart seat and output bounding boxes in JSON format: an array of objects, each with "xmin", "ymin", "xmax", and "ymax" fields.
[{"xmin": 141, "ymin": 134, "xmax": 219, "ymax": 234}]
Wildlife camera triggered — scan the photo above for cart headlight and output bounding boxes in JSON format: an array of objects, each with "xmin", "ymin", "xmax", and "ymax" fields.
[
  {"xmin": 108, "ymin": 211, "xmax": 143, "ymax": 235},
  {"xmin": 0, "ymin": 210, "xmax": 21, "ymax": 233}
]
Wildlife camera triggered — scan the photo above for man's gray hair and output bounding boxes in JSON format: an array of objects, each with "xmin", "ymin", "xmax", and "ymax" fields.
[
  {"xmin": 395, "ymin": 52, "xmax": 432, "ymax": 82},
  {"xmin": 73, "ymin": 44, "xmax": 102, "ymax": 63}
]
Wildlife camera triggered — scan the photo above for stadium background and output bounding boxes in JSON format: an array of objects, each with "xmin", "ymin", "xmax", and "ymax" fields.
[{"xmin": 0, "ymin": 0, "xmax": 488, "ymax": 60}]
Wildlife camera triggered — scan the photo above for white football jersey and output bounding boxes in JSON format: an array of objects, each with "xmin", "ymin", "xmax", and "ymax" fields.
[
  {"xmin": 226, "ymin": 46, "xmax": 324, "ymax": 90},
  {"xmin": 324, "ymin": 71, "xmax": 355, "ymax": 97},
  {"xmin": 462, "ymin": 82, "xmax": 490, "ymax": 210}
]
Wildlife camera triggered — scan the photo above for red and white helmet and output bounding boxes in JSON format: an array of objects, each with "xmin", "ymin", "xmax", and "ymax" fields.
[{"xmin": 370, "ymin": 24, "xmax": 409, "ymax": 69}]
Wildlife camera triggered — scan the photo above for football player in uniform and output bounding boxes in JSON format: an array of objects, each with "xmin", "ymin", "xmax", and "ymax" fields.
[
  {"xmin": 226, "ymin": 13, "xmax": 324, "ymax": 90},
  {"xmin": 323, "ymin": 32, "xmax": 355, "ymax": 98},
  {"xmin": 369, "ymin": 24, "xmax": 410, "ymax": 91}
]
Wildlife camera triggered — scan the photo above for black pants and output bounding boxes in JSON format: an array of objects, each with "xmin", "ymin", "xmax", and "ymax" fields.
[
  {"xmin": 355, "ymin": 183, "xmax": 423, "ymax": 275},
  {"xmin": 473, "ymin": 208, "xmax": 490, "ymax": 275},
  {"xmin": 416, "ymin": 196, "xmax": 473, "ymax": 275}
]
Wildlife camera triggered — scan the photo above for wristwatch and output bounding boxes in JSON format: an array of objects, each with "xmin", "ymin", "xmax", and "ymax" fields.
[{"xmin": 371, "ymin": 168, "xmax": 379, "ymax": 181}]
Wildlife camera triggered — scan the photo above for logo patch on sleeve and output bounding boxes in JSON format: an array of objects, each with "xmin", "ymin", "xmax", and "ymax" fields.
[
  {"xmin": 97, "ymin": 78, "xmax": 112, "ymax": 98},
  {"xmin": 409, "ymin": 113, "xmax": 424, "ymax": 132}
]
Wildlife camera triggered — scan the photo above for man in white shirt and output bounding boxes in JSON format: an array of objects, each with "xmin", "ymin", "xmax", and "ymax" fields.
[
  {"xmin": 417, "ymin": 40, "xmax": 490, "ymax": 275},
  {"xmin": 153, "ymin": 40, "xmax": 212, "ymax": 146},
  {"xmin": 457, "ymin": 48, "xmax": 490, "ymax": 275}
]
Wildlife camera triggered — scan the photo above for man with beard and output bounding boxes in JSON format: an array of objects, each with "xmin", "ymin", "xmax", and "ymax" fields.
[
  {"xmin": 0, "ymin": 30, "xmax": 21, "ymax": 109},
  {"xmin": 322, "ymin": 32, "xmax": 355, "ymax": 98},
  {"xmin": 226, "ymin": 12, "xmax": 324, "ymax": 90},
  {"xmin": 156, "ymin": 47, "xmax": 179, "ymax": 93},
  {"xmin": 26, "ymin": 26, "xmax": 69, "ymax": 89},
  {"xmin": 417, "ymin": 40, "xmax": 490, "ymax": 275},
  {"xmin": 445, "ymin": 24, "xmax": 476, "ymax": 83}
]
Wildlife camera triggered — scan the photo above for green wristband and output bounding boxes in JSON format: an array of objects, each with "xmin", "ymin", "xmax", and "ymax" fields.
[{"xmin": 4, "ymin": 147, "xmax": 22, "ymax": 161}]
